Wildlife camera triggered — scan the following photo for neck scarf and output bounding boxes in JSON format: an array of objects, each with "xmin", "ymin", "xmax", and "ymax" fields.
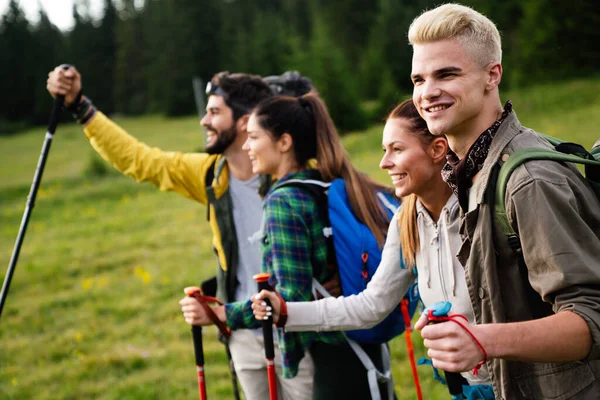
[{"xmin": 441, "ymin": 101, "xmax": 513, "ymax": 212}]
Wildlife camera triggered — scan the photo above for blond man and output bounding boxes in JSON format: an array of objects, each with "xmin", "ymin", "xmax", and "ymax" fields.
[{"xmin": 410, "ymin": 4, "xmax": 600, "ymax": 399}]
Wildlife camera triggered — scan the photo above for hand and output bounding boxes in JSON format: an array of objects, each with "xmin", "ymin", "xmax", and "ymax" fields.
[
  {"xmin": 179, "ymin": 296, "xmax": 216, "ymax": 326},
  {"xmin": 319, "ymin": 273, "xmax": 341, "ymax": 298},
  {"xmin": 46, "ymin": 65, "xmax": 82, "ymax": 106},
  {"xmin": 251, "ymin": 290, "xmax": 279, "ymax": 323},
  {"xmin": 416, "ymin": 313, "xmax": 486, "ymax": 373}
]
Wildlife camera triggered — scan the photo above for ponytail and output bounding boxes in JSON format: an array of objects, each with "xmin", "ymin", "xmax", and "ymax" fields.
[
  {"xmin": 253, "ymin": 93, "xmax": 395, "ymax": 247},
  {"xmin": 397, "ymin": 194, "xmax": 419, "ymax": 268},
  {"xmin": 303, "ymin": 95, "xmax": 393, "ymax": 247}
]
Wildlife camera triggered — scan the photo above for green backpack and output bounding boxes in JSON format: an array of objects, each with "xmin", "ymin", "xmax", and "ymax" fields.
[
  {"xmin": 494, "ymin": 136, "xmax": 600, "ymax": 240},
  {"xmin": 491, "ymin": 136, "xmax": 600, "ymax": 317}
]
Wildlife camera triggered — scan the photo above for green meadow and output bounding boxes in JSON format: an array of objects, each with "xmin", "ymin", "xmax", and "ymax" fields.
[{"xmin": 1, "ymin": 78, "xmax": 599, "ymax": 399}]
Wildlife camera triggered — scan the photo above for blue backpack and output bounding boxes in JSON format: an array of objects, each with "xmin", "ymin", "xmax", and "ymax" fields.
[{"xmin": 280, "ymin": 178, "xmax": 420, "ymax": 344}]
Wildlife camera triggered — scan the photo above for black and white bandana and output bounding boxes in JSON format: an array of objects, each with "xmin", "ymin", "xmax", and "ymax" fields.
[{"xmin": 441, "ymin": 100, "xmax": 513, "ymax": 212}]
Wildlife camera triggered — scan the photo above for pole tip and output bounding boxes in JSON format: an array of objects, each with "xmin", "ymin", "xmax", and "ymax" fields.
[
  {"xmin": 184, "ymin": 286, "xmax": 202, "ymax": 296},
  {"xmin": 253, "ymin": 273, "xmax": 271, "ymax": 283}
]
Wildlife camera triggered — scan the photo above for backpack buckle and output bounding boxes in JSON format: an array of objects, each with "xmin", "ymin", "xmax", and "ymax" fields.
[
  {"xmin": 507, "ymin": 235, "xmax": 522, "ymax": 254},
  {"xmin": 361, "ymin": 251, "xmax": 369, "ymax": 281}
]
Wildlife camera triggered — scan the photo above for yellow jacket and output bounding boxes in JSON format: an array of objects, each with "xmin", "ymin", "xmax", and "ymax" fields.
[{"xmin": 84, "ymin": 112, "xmax": 238, "ymax": 301}]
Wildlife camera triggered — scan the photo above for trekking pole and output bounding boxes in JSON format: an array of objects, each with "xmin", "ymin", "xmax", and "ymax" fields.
[
  {"xmin": 0, "ymin": 64, "xmax": 71, "ymax": 320},
  {"xmin": 253, "ymin": 273, "xmax": 278, "ymax": 400},
  {"xmin": 184, "ymin": 286, "xmax": 208, "ymax": 400},
  {"xmin": 199, "ymin": 277, "xmax": 241, "ymax": 400},
  {"xmin": 224, "ymin": 343, "xmax": 241, "ymax": 400},
  {"xmin": 401, "ymin": 298, "xmax": 423, "ymax": 400},
  {"xmin": 426, "ymin": 302, "xmax": 468, "ymax": 400}
]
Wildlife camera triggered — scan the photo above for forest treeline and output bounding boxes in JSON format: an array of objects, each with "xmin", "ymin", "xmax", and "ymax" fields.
[{"xmin": 1, "ymin": 0, "xmax": 599, "ymax": 133}]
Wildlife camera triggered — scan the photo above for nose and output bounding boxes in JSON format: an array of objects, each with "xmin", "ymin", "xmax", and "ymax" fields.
[
  {"xmin": 420, "ymin": 80, "xmax": 442, "ymax": 101},
  {"xmin": 200, "ymin": 113, "xmax": 210, "ymax": 127},
  {"xmin": 242, "ymin": 137, "xmax": 250, "ymax": 152},
  {"xmin": 379, "ymin": 150, "xmax": 392, "ymax": 170}
]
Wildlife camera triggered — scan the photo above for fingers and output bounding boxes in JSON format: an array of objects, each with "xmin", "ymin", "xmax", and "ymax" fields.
[
  {"xmin": 47, "ymin": 65, "xmax": 81, "ymax": 105},
  {"xmin": 46, "ymin": 76, "xmax": 69, "ymax": 98},
  {"xmin": 420, "ymin": 321, "xmax": 485, "ymax": 372},
  {"xmin": 179, "ymin": 297, "xmax": 196, "ymax": 306},
  {"xmin": 414, "ymin": 312, "xmax": 429, "ymax": 330},
  {"xmin": 421, "ymin": 320, "xmax": 463, "ymax": 340},
  {"xmin": 427, "ymin": 351, "xmax": 467, "ymax": 372},
  {"xmin": 251, "ymin": 290, "xmax": 280, "ymax": 323},
  {"xmin": 47, "ymin": 70, "xmax": 73, "ymax": 97},
  {"xmin": 179, "ymin": 296, "xmax": 205, "ymax": 326}
]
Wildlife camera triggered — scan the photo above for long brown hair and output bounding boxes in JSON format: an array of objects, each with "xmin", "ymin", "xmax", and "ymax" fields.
[
  {"xmin": 253, "ymin": 93, "xmax": 392, "ymax": 246},
  {"xmin": 388, "ymin": 99, "xmax": 437, "ymax": 267}
]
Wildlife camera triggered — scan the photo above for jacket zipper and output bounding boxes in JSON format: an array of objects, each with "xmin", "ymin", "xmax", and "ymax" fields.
[{"xmin": 434, "ymin": 223, "xmax": 449, "ymax": 302}]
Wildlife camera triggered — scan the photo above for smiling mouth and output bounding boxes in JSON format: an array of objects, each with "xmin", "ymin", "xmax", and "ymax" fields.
[
  {"xmin": 390, "ymin": 173, "xmax": 407, "ymax": 183},
  {"xmin": 425, "ymin": 105, "xmax": 451, "ymax": 113}
]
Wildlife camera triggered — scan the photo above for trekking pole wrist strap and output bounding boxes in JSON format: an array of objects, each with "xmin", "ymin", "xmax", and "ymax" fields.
[
  {"xmin": 275, "ymin": 291, "xmax": 288, "ymax": 328},
  {"xmin": 272, "ymin": 289, "xmax": 288, "ymax": 329},
  {"xmin": 66, "ymin": 93, "xmax": 96, "ymax": 125},
  {"xmin": 192, "ymin": 294, "xmax": 232, "ymax": 338},
  {"xmin": 427, "ymin": 310, "xmax": 488, "ymax": 375}
]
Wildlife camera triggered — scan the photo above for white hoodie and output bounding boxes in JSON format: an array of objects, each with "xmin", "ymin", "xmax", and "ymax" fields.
[{"xmin": 285, "ymin": 194, "xmax": 490, "ymax": 385}]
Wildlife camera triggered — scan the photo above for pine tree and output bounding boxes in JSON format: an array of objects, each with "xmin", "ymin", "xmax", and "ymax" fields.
[
  {"xmin": 0, "ymin": 0, "xmax": 35, "ymax": 126},
  {"xmin": 31, "ymin": 7, "xmax": 67, "ymax": 124}
]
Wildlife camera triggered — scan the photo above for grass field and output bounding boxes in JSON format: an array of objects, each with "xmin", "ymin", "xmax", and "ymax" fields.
[{"xmin": 1, "ymin": 77, "xmax": 599, "ymax": 399}]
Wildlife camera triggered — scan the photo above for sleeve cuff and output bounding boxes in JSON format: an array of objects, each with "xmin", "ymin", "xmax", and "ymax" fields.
[
  {"xmin": 285, "ymin": 302, "xmax": 322, "ymax": 332},
  {"xmin": 567, "ymin": 306, "xmax": 600, "ymax": 361}
]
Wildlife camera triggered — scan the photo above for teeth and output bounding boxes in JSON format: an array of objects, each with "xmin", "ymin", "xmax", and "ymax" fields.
[
  {"xmin": 391, "ymin": 174, "xmax": 406, "ymax": 182},
  {"xmin": 428, "ymin": 105, "xmax": 449, "ymax": 112}
]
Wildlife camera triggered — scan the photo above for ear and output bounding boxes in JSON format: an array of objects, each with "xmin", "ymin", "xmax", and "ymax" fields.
[
  {"xmin": 277, "ymin": 133, "xmax": 294, "ymax": 153},
  {"xmin": 236, "ymin": 114, "xmax": 250, "ymax": 133},
  {"xmin": 430, "ymin": 137, "xmax": 449, "ymax": 163},
  {"xmin": 485, "ymin": 62, "xmax": 502, "ymax": 91}
]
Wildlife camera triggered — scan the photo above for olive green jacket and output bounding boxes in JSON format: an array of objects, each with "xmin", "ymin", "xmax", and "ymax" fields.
[{"xmin": 460, "ymin": 111, "xmax": 600, "ymax": 399}]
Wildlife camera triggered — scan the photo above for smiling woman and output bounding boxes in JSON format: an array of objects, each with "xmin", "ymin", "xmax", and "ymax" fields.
[
  {"xmin": 251, "ymin": 99, "xmax": 495, "ymax": 397},
  {"xmin": 183, "ymin": 92, "xmax": 397, "ymax": 400}
]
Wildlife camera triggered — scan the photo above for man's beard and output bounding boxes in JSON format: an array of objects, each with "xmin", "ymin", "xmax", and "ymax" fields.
[{"xmin": 205, "ymin": 125, "xmax": 238, "ymax": 155}]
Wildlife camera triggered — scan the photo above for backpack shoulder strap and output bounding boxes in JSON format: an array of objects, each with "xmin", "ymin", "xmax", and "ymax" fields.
[
  {"xmin": 495, "ymin": 146, "xmax": 600, "ymax": 237},
  {"xmin": 273, "ymin": 179, "xmax": 334, "ymax": 279},
  {"xmin": 312, "ymin": 280, "xmax": 394, "ymax": 400},
  {"xmin": 273, "ymin": 179, "xmax": 331, "ymax": 223},
  {"xmin": 491, "ymin": 144, "xmax": 600, "ymax": 319},
  {"xmin": 205, "ymin": 158, "xmax": 217, "ymax": 222}
]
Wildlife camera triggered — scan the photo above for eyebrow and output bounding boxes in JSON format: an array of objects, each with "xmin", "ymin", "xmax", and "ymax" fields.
[
  {"xmin": 435, "ymin": 66, "xmax": 463, "ymax": 75},
  {"xmin": 411, "ymin": 66, "xmax": 463, "ymax": 80},
  {"xmin": 382, "ymin": 140, "xmax": 405, "ymax": 147}
]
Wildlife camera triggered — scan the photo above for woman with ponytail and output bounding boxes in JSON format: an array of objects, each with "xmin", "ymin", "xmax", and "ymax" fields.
[
  {"xmin": 180, "ymin": 93, "xmax": 395, "ymax": 399},
  {"xmin": 252, "ymin": 99, "xmax": 492, "ymax": 389}
]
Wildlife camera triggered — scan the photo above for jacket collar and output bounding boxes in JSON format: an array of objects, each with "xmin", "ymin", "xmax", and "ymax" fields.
[{"xmin": 472, "ymin": 110, "xmax": 524, "ymax": 205}]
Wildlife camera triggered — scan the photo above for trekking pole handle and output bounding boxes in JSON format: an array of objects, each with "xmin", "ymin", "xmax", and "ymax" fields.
[
  {"xmin": 185, "ymin": 287, "xmax": 208, "ymax": 400},
  {"xmin": 427, "ymin": 302, "xmax": 467, "ymax": 399},
  {"xmin": 253, "ymin": 273, "xmax": 278, "ymax": 400},
  {"xmin": 254, "ymin": 273, "xmax": 275, "ymax": 359},
  {"xmin": 185, "ymin": 286, "xmax": 206, "ymax": 368},
  {"xmin": 47, "ymin": 64, "xmax": 73, "ymax": 135}
]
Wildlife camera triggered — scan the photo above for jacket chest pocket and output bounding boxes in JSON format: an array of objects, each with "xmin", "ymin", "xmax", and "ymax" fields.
[{"xmin": 513, "ymin": 361, "xmax": 599, "ymax": 400}]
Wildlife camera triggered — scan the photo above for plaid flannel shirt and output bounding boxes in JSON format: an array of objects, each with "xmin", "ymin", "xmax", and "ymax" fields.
[{"xmin": 225, "ymin": 169, "xmax": 345, "ymax": 378}]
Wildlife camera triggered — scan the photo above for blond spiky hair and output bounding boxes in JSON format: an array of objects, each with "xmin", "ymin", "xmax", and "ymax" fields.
[{"xmin": 408, "ymin": 3, "xmax": 502, "ymax": 67}]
